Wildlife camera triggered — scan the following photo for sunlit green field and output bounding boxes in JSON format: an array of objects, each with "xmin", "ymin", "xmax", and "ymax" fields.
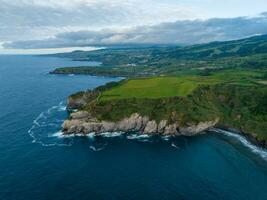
[
  {"xmin": 99, "ymin": 69, "xmax": 265, "ymax": 101},
  {"xmin": 100, "ymin": 76, "xmax": 220, "ymax": 100}
]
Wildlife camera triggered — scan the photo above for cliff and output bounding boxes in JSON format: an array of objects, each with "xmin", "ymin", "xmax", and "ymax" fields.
[
  {"xmin": 61, "ymin": 80, "xmax": 267, "ymax": 147},
  {"xmin": 62, "ymin": 111, "xmax": 219, "ymax": 136}
]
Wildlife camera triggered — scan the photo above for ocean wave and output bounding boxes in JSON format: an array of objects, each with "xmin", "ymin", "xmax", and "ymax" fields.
[
  {"xmin": 89, "ymin": 143, "xmax": 107, "ymax": 152},
  {"xmin": 28, "ymin": 101, "xmax": 73, "ymax": 147},
  {"xmin": 100, "ymin": 132, "xmax": 123, "ymax": 138},
  {"xmin": 87, "ymin": 132, "xmax": 96, "ymax": 139},
  {"xmin": 126, "ymin": 134, "xmax": 151, "ymax": 140},
  {"xmin": 161, "ymin": 135, "xmax": 171, "ymax": 141},
  {"xmin": 51, "ymin": 131, "xmax": 64, "ymax": 138},
  {"xmin": 51, "ymin": 132, "xmax": 91, "ymax": 138},
  {"xmin": 171, "ymin": 142, "xmax": 180, "ymax": 149},
  {"xmin": 89, "ymin": 146, "xmax": 105, "ymax": 151},
  {"xmin": 211, "ymin": 128, "xmax": 267, "ymax": 161}
]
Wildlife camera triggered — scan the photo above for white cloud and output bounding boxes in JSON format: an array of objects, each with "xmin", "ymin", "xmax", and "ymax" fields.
[
  {"xmin": 4, "ymin": 13, "xmax": 267, "ymax": 50},
  {"xmin": 0, "ymin": 0, "xmax": 267, "ymax": 53},
  {"xmin": 0, "ymin": 46, "xmax": 102, "ymax": 55},
  {"xmin": 0, "ymin": 0, "xmax": 199, "ymax": 42}
]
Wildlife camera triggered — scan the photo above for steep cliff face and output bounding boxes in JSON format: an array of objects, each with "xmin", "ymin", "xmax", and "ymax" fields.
[
  {"xmin": 62, "ymin": 111, "xmax": 219, "ymax": 136},
  {"xmin": 67, "ymin": 90, "xmax": 99, "ymax": 110}
]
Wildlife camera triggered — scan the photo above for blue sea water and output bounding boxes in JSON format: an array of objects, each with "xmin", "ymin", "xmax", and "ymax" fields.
[{"xmin": 0, "ymin": 55, "xmax": 267, "ymax": 200}]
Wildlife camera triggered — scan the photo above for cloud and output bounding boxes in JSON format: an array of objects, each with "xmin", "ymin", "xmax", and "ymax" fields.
[
  {"xmin": 0, "ymin": 0, "xmax": 199, "ymax": 42},
  {"xmin": 1, "ymin": 0, "xmax": 267, "ymax": 51},
  {"xmin": 4, "ymin": 13, "xmax": 267, "ymax": 49}
]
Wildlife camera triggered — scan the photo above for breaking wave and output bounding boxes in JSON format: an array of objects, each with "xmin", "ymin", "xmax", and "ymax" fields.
[
  {"xmin": 28, "ymin": 101, "xmax": 73, "ymax": 147},
  {"xmin": 211, "ymin": 128, "xmax": 267, "ymax": 161},
  {"xmin": 171, "ymin": 142, "xmax": 180, "ymax": 149},
  {"xmin": 100, "ymin": 132, "xmax": 123, "ymax": 138},
  {"xmin": 127, "ymin": 134, "xmax": 150, "ymax": 140},
  {"xmin": 90, "ymin": 143, "xmax": 108, "ymax": 151},
  {"xmin": 27, "ymin": 102, "xmax": 196, "ymax": 151}
]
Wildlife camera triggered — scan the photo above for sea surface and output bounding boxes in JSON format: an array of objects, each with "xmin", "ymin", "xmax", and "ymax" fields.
[{"xmin": 0, "ymin": 55, "xmax": 267, "ymax": 200}]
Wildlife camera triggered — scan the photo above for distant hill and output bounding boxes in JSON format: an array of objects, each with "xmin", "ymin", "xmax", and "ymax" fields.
[{"xmin": 51, "ymin": 34, "xmax": 267, "ymax": 77}]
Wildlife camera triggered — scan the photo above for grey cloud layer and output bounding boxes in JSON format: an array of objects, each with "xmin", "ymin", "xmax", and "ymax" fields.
[
  {"xmin": 4, "ymin": 13, "xmax": 267, "ymax": 49},
  {"xmin": 0, "ymin": 0, "xmax": 197, "ymax": 42}
]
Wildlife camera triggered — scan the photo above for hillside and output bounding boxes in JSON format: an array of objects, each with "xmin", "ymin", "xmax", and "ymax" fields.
[
  {"xmin": 63, "ymin": 70, "xmax": 267, "ymax": 146},
  {"xmin": 51, "ymin": 34, "xmax": 267, "ymax": 77}
]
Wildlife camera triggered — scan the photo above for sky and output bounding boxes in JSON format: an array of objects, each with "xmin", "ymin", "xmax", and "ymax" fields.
[{"xmin": 1, "ymin": 0, "xmax": 267, "ymax": 54}]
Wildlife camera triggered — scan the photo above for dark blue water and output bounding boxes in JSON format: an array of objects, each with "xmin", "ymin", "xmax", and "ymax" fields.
[{"xmin": 0, "ymin": 55, "xmax": 267, "ymax": 200}]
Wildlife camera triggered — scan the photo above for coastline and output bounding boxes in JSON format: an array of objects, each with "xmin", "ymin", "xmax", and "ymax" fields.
[
  {"xmin": 49, "ymin": 70, "xmax": 125, "ymax": 78},
  {"xmin": 62, "ymin": 111, "xmax": 220, "ymax": 137},
  {"xmin": 215, "ymin": 125, "xmax": 267, "ymax": 148},
  {"xmin": 59, "ymin": 77, "xmax": 267, "ymax": 150},
  {"xmin": 62, "ymin": 109, "xmax": 267, "ymax": 149}
]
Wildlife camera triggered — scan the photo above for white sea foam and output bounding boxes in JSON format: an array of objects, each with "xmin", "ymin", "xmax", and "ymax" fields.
[
  {"xmin": 100, "ymin": 132, "xmax": 123, "ymax": 138},
  {"xmin": 126, "ymin": 134, "xmax": 150, "ymax": 140},
  {"xmin": 87, "ymin": 132, "xmax": 96, "ymax": 139},
  {"xmin": 51, "ymin": 131, "xmax": 63, "ymax": 137},
  {"xmin": 28, "ymin": 101, "xmax": 73, "ymax": 147},
  {"xmin": 58, "ymin": 106, "xmax": 67, "ymax": 112},
  {"xmin": 171, "ymin": 142, "xmax": 180, "ymax": 149},
  {"xmin": 161, "ymin": 135, "xmax": 171, "ymax": 141},
  {"xmin": 89, "ymin": 144, "xmax": 107, "ymax": 152},
  {"xmin": 211, "ymin": 128, "xmax": 267, "ymax": 161}
]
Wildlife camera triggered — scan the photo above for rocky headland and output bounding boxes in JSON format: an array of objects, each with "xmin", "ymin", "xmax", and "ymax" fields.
[
  {"xmin": 60, "ymin": 81, "xmax": 267, "ymax": 148},
  {"xmin": 62, "ymin": 110, "xmax": 219, "ymax": 136}
]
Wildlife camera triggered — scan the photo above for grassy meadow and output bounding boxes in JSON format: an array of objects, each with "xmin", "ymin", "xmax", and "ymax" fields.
[
  {"xmin": 100, "ymin": 76, "xmax": 220, "ymax": 100},
  {"xmin": 99, "ymin": 69, "xmax": 265, "ymax": 101}
]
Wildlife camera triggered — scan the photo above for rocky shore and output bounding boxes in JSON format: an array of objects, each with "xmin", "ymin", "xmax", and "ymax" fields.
[
  {"xmin": 60, "ymin": 84, "xmax": 267, "ymax": 148},
  {"xmin": 61, "ymin": 110, "xmax": 267, "ymax": 149},
  {"xmin": 62, "ymin": 110, "xmax": 219, "ymax": 136}
]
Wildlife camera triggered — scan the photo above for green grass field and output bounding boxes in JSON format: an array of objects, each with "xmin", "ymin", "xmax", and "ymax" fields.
[
  {"xmin": 79, "ymin": 69, "xmax": 267, "ymax": 141},
  {"xmin": 99, "ymin": 69, "xmax": 264, "ymax": 101},
  {"xmin": 100, "ymin": 76, "xmax": 221, "ymax": 100}
]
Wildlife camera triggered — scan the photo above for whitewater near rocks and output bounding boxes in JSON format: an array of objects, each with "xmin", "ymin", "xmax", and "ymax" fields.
[{"xmin": 62, "ymin": 111, "xmax": 219, "ymax": 136}]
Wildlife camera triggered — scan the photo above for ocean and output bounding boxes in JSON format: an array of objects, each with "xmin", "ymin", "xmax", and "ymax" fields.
[{"xmin": 0, "ymin": 55, "xmax": 267, "ymax": 200}]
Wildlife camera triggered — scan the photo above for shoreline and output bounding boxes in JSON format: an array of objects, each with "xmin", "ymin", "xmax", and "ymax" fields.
[
  {"xmin": 210, "ymin": 128, "xmax": 267, "ymax": 161},
  {"xmin": 49, "ymin": 71, "xmax": 267, "ymax": 148},
  {"xmin": 215, "ymin": 125, "xmax": 267, "ymax": 149},
  {"xmin": 62, "ymin": 109, "xmax": 267, "ymax": 150}
]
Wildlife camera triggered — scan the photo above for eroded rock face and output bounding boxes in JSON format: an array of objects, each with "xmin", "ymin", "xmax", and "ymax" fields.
[
  {"xmin": 144, "ymin": 120, "xmax": 157, "ymax": 134},
  {"xmin": 62, "ymin": 112, "xmax": 219, "ymax": 137},
  {"xmin": 67, "ymin": 91, "xmax": 99, "ymax": 110},
  {"xmin": 163, "ymin": 123, "xmax": 179, "ymax": 135},
  {"xmin": 179, "ymin": 118, "xmax": 220, "ymax": 136},
  {"xmin": 158, "ymin": 120, "xmax": 167, "ymax": 133},
  {"xmin": 67, "ymin": 96, "xmax": 87, "ymax": 111},
  {"xmin": 70, "ymin": 111, "xmax": 90, "ymax": 120},
  {"xmin": 62, "ymin": 119, "xmax": 84, "ymax": 134}
]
